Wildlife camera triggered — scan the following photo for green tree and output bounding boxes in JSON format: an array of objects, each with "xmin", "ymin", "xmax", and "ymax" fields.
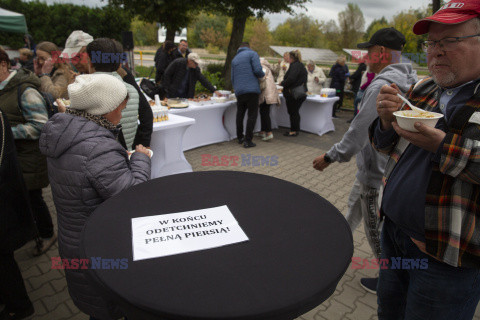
[
  {"xmin": 364, "ymin": 17, "xmax": 390, "ymax": 41},
  {"xmin": 272, "ymin": 14, "xmax": 324, "ymax": 48},
  {"xmin": 246, "ymin": 19, "xmax": 273, "ymax": 56},
  {"xmin": 0, "ymin": 0, "xmax": 131, "ymax": 48},
  {"xmin": 202, "ymin": 0, "xmax": 309, "ymax": 89},
  {"xmin": 108, "ymin": 0, "xmax": 197, "ymax": 42},
  {"xmin": 131, "ymin": 16, "xmax": 158, "ymax": 46},
  {"xmin": 337, "ymin": 3, "xmax": 365, "ymax": 49},
  {"xmin": 392, "ymin": 9, "xmax": 425, "ymax": 53},
  {"xmin": 188, "ymin": 13, "xmax": 230, "ymax": 49}
]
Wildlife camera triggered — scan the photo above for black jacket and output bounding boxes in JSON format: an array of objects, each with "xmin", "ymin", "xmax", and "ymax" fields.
[
  {"xmin": 349, "ymin": 62, "xmax": 367, "ymax": 93},
  {"xmin": 120, "ymin": 67, "xmax": 153, "ymax": 149},
  {"xmin": 281, "ymin": 60, "xmax": 308, "ymax": 97},
  {"xmin": 173, "ymin": 48, "xmax": 191, "ymax": 60},
  {"xmin": 154, "ymin": 48, "xmax": 175, "ymax": 83},
  {"xmin": 329, "ymin": 63, "xmax": 347, "ymax": 90},
  {"xmin": 163, "ymin": 58, "xmax": 216, "ymax": 98},
  {"xmin": 0, "ymin": 111, "xmax": 37, "ymax": 253}
]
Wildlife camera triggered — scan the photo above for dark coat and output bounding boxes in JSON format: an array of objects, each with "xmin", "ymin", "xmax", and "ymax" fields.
[
  {"xmin": 172, "ymin": 48, "xmax": 191, "ymax": 60},
  {"xmin": 39, "ymin": 112, "xmax": 151, "ymax": 319},
  {"xmin": 0, "ymin": 111, "xmax": 37, "ymax": 253},
  {"xmin": 281, "ymin": 60, "xmax": 308, "ymax": 99},
  {"xmin": 349, "ymin": 62, "xmax": 367, "ymax": 93},
  {"xmin": 154, "ymin": 48, "xmax": 175, "ymax": 83},
  {"xmin": 119, "ymin": 66, "xmax": 153, "ymax": 149},
  {"xmin": 329, "ymin": 63, "xmax": 347, "ymax": 90},
  {"xmin": 163, "ymin": 58, "xmax": 216, "ymax": 98}
]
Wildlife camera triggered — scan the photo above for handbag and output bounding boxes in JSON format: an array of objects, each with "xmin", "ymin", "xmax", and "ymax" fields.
[
  {"xmin": 140, "ymin": 67, "xmax": 166, "ymax": 100},
  {"xmin": 291, "ymin": 84, "xmax": 307, "ymax": 100}
]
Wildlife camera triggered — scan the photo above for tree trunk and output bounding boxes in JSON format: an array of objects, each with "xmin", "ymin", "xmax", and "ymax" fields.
[
  {"xmin": 223, "ymin": 15, "xmax": 248, "ymax": 90},
  {"xmin": 432, "ymin": 0, "xmax": 441, "ymax": 13},
  {"xmin": 166, "ymin": 28, "xmax": 176, "ymax": 42}
]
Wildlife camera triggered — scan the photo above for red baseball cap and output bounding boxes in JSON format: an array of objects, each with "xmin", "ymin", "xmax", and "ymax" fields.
[{"xmin": 413, "ymin": 0, "xmax": 480, "ymax": 35}]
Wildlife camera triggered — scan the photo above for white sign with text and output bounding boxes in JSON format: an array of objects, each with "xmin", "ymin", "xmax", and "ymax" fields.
[{"xmin": 131, "ymin": 205, "xmax": 249, "ymax": 261}]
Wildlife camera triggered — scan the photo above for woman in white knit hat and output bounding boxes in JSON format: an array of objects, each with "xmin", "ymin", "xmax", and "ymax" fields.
[{"xmin": 39, "ymin": 73, "xmax": 151, "ymax": 320}]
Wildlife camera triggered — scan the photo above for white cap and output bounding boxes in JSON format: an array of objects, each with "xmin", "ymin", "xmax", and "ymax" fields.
[
  {"xmin": 187, "ymin": 52, "xmax": 202, "ymax": 65},
  {"xmin": 62, "ymin": 30, "xmax": 94, "ymax": 58},
  {"xmin": 68, "ymin": 74, "xmax": 128, "ymax": 115}
]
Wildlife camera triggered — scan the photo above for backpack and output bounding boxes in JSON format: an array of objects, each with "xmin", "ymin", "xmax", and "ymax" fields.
[{"xmin": 17, "ymin": 85, "xmax": 58, "ymax": 119}]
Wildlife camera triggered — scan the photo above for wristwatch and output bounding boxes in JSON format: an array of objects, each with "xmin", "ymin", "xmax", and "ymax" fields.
[
  {"xmin": 324, "ymin": 154, "xmax": 332, "ymax": 163},
  {"xmin": 39, "ymin": 73, "xmax": 50, "ymax": 77}
]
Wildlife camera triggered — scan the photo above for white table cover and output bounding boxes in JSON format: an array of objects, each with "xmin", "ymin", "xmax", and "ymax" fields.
[
  {"xmin": 169, "ymin": 102, "xmax": 231, "ymax": 151},
  {"xmin": 272, "ymin": 95, "xmax": 339, "ymax": 136},
  {"xmin": 150, "ymin": 114, "xmax": 195, "ymax": 178}
]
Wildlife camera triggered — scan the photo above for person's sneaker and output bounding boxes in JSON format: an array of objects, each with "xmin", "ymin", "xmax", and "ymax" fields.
[
  {"xmin": 0, "ymin": 305, "xmax": 34, "ymax": 319},
  {"xmin": 360, "ymin": 277, "xmax": 378, "ymax": 294},
  {"xmin": 237, "ymin": 137, "xmax": 244, "ymax": 144},
  {"xmin": 32, "ymin": 234, "xmax": 57, "ymax": 257},
  {"xmin": 243, "ymin": 141, "xmax": 256, "ymax": 148},
  {"xmin": 262, "ymin": 133, "xmax": 273, "ymax": 141}
]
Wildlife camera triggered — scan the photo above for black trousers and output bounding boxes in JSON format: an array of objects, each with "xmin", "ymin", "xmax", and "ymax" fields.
[
  {"xmin": 29, "ymin": 189, "xmax": 53, "ymax": 238},
  {"xmin": 0, "ymin": 252, "xmax": 33, "ymax": 312},
  {"xmin": 236, "ymin": 93, "xmax": 259, "ymax": 142},
  {"xmin": 284, "ymin": 95, "xmax": 305, "ymax": 132},
  {"xmin": 332, "ymin": 87, "xmax": 345, "ymax": 117},
  {"xmin": 259, "ymin": 102, "xmax": 271, "ymax": 132}
]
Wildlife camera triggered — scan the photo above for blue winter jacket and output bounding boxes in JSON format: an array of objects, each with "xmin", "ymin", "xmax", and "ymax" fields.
[{"xmin": 231, "ymin": 47, "xmax": 265, "ymax": 96}]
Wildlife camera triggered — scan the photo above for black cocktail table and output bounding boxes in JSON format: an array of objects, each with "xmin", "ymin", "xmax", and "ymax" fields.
[{"xmin": 81, "ymin": 171, "xmax": 353, "ymax": 320}]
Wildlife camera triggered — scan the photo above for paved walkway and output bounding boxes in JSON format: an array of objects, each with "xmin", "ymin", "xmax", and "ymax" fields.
[{"xmin": 14, "ymin": 109, "xmax": 480, "ymax": 319}]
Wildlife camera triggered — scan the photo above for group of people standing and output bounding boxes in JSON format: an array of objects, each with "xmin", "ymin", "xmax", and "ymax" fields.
[
  {"xmin": 0, "ymin": 30, "xmax": 155, "ymax": 320},
  {"xmin": 231, "ymin": 45, "xmax": 330, "ymax": 147}
]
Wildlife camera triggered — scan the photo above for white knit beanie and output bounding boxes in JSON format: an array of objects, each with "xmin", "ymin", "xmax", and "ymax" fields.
[{"xmin": 68, "ymin": 74, "xmax": 128, "ymax": 115}]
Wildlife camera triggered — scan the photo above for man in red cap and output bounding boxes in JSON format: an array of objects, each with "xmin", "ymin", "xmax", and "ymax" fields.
[{"xmin": 371, "ymin": 0, "xmax": 480, "ymax": 318}]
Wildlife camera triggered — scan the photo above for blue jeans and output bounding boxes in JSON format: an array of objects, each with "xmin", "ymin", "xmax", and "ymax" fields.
[
  {"xmin": 378, "ymin": 217, "xmax": 480, "ymax": 319},
  {"xmin": 352, "ymin": 89, "xmax": 364, "ymax": 116}
]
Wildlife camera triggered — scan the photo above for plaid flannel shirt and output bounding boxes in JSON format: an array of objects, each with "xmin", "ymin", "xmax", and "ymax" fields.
[{"xmin": 370, "ymin": 77, "xmax": 480, "ymax": 267}]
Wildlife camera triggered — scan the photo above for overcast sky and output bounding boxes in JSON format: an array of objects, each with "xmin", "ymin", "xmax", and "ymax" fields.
[
  {"xmin": 265, "ymin": 0, "xmax": 432, "ymax": 30},
  {"xmin": 39, "ymin": 0, "xmax": 432, "ymax": 31}
]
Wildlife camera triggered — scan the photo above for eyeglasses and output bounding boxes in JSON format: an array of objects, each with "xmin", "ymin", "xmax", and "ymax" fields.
[{"xmin": 422, "ymin": 34, "xmax": 480, "ymax": 53}]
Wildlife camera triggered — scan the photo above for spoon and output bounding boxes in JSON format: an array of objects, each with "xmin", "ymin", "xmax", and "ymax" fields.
[{"xmin": 396, "ymin": 93, "xmax": 424, "ymax": 113}]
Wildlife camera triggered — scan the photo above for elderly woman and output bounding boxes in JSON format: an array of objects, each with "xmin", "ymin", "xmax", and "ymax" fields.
[
  {"xmin": 306, "ymin": 60, "xmax": 326, "ymax": 95},
  {"xmin": 329, "ymin": 56, "xmax": 350, "ymax": 118},
  {"xmin": 34, "ymin": 41, "xmax": 74, "ymax": 99},
  {"xmin": 280, "ymin": 50, "xmax": 307, "ymax": 137},
  {"xmin": 258, "ymin": 59, "xmax": 280, "ymax": 141},
  {"xmin": 39, "ymin": 74, "xmax": 151, "ymax": 320}
]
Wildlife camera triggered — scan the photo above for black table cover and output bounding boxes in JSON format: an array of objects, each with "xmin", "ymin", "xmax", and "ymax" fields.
[{"xmin": 81, "ymin": 171, "xmax": 353, "ymax": 320}]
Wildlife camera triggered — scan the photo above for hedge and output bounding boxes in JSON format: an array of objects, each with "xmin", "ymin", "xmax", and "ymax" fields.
[{"xmin": 0, "ymin": 0, "xmax": 132, "ymax": 49}]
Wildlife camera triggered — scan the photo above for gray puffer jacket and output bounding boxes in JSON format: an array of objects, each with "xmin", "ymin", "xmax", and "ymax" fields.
[{"xmin": 39, "ymin": 112, "xmax": 151, "ymax": 319}]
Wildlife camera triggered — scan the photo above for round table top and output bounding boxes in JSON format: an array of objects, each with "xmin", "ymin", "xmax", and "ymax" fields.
[{"xmin": 82, "ymin": 171, "xmax": 353, "ymax": 320}]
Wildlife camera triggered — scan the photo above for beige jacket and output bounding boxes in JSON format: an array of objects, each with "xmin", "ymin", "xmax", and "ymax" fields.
[
  {"xmin": 259, "ymin": 60, "xmax": 280, "ymax": 105},
  {"xmin": 40, "ymin": 66, "xmax": 73, "ymax": 99},
  {"xmin": 306, "ymin": 65, "xmax": 326, "ymax": 94}
]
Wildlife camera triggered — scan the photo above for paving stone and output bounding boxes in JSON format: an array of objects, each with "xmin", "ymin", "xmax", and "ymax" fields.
[
  {"xmin": 28, "ymin": 282, "xmax": 55, "ymax": 302},
  {"xmin": 43, "ymin": 286, "xmax": 73, "ymax": 312},
  {"xmin": 346, "ymin": 301, "xmax": 377, "ymax": 320},
  {"xmin": 29, "ymin": 269, "xmax": 64, "ymax": 290},
  {"xmin": 319, "ymin": 298, "xmax": 353, "ymax": 319},
  {"xmin": 332, "ymin": 282, "xmax": 366, "ymax": 309},
  {"xmin": 34, "ymin": 303, "xmax": 72, "ymax": 320},
  {"xmin": 67, "ymin": 313, "xmax": 89, "ymax": 320},
  {"xmin": 65, "ymin": 299, "xmax": 81, "ymax": 315},
  {"xmin": 32, "ymin": 300, "xmax": 47, "ymax": 316}
]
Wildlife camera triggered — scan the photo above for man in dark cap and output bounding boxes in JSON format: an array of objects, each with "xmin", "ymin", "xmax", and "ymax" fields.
[
  {"xmin": 314, "ymin": 27, "xmax": 417, "ymax": 294},
  {"xmin": 372, "ymin": 0, "xmax": 480, "ymax": 318}
]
